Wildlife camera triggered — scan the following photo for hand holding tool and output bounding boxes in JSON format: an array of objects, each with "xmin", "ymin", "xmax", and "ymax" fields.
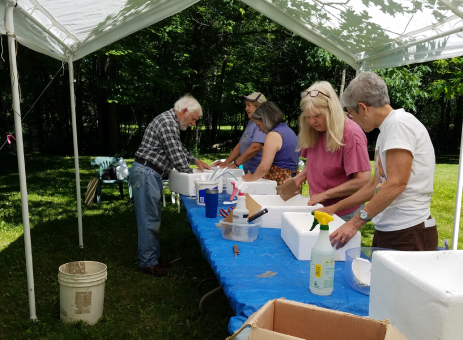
[
  {"xmin": 233, "ymin": 245, "xmax": 239, "ymax": 260},
  {"xmin": 219, "ymin": 206, "xmax": 234, "ymax": 218}
]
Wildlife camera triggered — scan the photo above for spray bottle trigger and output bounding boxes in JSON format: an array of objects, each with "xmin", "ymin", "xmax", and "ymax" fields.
[
  {"xmin": 310, "ymin": 211, "xmax": 318, "ymax": 231},
  {"xmin": 230, "ymin": 181, "xmax": 239, "ymax": 201}
]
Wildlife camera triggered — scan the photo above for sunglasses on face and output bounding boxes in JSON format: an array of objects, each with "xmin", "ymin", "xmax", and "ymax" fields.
[{"xmin": 300, "ymin": 89, "xmax": 330, "ymax": 98}]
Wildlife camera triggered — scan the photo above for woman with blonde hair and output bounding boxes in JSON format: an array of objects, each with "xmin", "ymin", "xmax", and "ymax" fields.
[{"xmin": 289, "ymin": 81, "xmax": 371, "ymax": 221}]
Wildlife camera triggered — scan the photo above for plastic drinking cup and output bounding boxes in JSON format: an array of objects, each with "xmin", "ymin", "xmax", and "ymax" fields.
[{"xmin": 205, "ymin": 189, "xmax": 219, "ymax": 218}]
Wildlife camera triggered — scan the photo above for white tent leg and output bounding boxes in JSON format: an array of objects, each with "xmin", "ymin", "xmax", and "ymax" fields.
[
  {"xmin": 451, "ymin": 121, "xmax": 463, "ymax": 250},
  {"xmin": 68, "ymin": 56, "xmax": 83, "ymax": 248},
  {"xmin": 5, "ymin": 3, "xmax": 37, "ymax": 320}
]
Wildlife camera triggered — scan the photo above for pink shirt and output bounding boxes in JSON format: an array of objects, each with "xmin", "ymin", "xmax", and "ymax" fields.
[{"xmin": 301, "ymin": 119, "xmax": 371, "ymax": 216}]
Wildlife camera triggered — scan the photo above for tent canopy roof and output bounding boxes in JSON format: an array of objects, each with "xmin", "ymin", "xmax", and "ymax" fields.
[
  {"xmin": 2, "ymin": 0, "xmax": 463, "ymax": 70},
  {"xmin": 0, "ymin": 0, "xmax": 200, "ymax": 61}
]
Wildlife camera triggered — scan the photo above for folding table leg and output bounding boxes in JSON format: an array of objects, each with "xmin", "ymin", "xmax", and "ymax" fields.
[
  {"xmin": 162, "ymin": 188, "xmax": 166, "ymax": 207},
  {"xmin": 177, "ymin": 193, "xmax": 181, "ymax": 213}
]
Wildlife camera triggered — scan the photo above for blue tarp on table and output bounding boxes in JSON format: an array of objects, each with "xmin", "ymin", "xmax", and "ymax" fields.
[{"xmin": 181, "ymin": 193, "xmax": 369, "ymax": 335}]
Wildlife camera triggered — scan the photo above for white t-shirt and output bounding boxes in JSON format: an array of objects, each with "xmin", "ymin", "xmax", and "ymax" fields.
[{"xmin": 372, "ymin": 109, "xmax": 435, "ymax": 231}]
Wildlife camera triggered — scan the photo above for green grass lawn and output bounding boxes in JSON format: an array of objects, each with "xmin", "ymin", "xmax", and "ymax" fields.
[{"xmin": 0, "ymin": 152, "xmax": 461, "ymax": 339}]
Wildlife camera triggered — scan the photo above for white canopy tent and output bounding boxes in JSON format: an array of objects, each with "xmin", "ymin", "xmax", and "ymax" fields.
[{"xmin": 2, "ymin": 0, "xmax": 463, "ymax": 320}]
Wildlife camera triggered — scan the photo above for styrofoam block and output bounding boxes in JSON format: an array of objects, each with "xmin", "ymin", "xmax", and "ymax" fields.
[
  {"xmin": 369, "ymin": 250, "xmax": 463, "ymax": 340},
  {"xmin": 280, "ymin": 212, "xmax": 361, "ymax": 261},
  {"xmin": 226, "ymin": 177, "xmax": 277, "ymax": 195},
  {"xmin": 249, "ymin": 195, "xmax": 323, "ymax": 229},
  {"xmin": 168, "ymin": 169, "xmax": 223, "ymax": 196},
  {"xmin": 210, "ymin": 167, "xmax": 244, "ymax": 188}
]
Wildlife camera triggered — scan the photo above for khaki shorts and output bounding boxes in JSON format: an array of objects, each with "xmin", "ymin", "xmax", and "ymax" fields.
[{"xmin": 372, "ymin": 216, "xmax": 438, "ymax": 251}]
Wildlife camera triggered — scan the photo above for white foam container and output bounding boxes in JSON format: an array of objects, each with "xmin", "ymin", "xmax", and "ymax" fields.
[
  {"xmin": 249, "ymin": 194, "xmax": 323, "ymax": 229},
  {"xmin": 369, "ymin": 250, "xmax": 463, "ymax": 340},
  {"xmin": 168, "ymin": 168, "xmax": 223, "ymax": 196},
  {"xmin": 226, "ymin": 177, "xmax": 277, "ymax": 195},
  {"xmin": 280, "ymin": 212, "xmax": 361, "ymax": 261},
  {"xmin": 210, "ymin": 167, "xmax": 244, "ymax": 188}
]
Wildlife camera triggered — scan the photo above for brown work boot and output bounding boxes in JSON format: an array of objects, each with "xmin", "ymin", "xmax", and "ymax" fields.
[
  {"xmin": 157, "ymin": 257, "xmax": 173, "ymax": 269},
  {"xmin": 139, "ymin": 264, "xmax": 168, "ymax": 277}
]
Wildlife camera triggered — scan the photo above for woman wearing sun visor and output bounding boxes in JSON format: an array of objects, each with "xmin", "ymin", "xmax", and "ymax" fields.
[{"xmin": 212, "ymin": 92, "xmax": 267, "ymax": 174}]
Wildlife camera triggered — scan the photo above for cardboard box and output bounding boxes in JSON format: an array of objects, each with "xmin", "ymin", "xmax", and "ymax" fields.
[
  {"xmin": 249, "ymin": 195, "xmax": 323, "ymax": 229},
  {"xmin": 281, "ymin": 212, "xmax": 361, "ymax": 261},
  {"xmin": 227, "ymin": 298, "xmax": 406, "ymax": 340},
  {"xmin": 369, "ymin": 250, "xmax": 463, "ymax": 340}
]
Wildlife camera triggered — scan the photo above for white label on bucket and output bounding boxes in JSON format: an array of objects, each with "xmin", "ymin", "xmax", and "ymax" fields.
[{"xmin": 75, "ymin": 291, "xmax": 92, "ymax": 314}]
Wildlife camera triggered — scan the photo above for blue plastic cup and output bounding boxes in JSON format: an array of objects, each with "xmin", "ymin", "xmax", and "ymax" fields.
[{"xmin": 205, "ymin": 189, "xmax": 219, "ymax": 218}]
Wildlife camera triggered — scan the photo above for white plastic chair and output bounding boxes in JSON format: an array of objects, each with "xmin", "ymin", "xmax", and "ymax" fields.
[{"xmin": 162, "ymin": 180, "xmax": 181, "ymax": 212}]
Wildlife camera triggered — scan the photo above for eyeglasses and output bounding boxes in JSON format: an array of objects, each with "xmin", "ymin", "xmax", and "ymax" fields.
[
  {"xmin": 300, "ymin": 90, "xmax": 330, "ymax": 99},
  {"xmin": 344, "ymin": 107, "xmax": 354, "ymax": 119}
]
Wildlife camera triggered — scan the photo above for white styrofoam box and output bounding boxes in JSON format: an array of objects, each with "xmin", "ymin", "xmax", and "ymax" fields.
[
  {"xmin": 225, "ymin": 177, "xmax": 277, "ymax": 196},
  {"xmin": 280, "ymin": 212, "xmax": 361, "ymax": 261},
  {"xmin": 369, "ymin": 250, "xmax": 463, "ymax": 340},
  {"xmin": 249, "ymin": 195, "xmax": 323, "ymax": 229},
  {"xmin": 168, "ymin": 169, "xmax": 223, "ymax": 196},
  {"xmin": 211, "ymin": 167, "xmax": 244, "ymax": 188}
]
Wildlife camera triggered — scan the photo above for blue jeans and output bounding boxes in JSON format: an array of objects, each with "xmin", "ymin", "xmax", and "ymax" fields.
[
  {"xmin": 339, "ymin": 204, "xmax": 365, "ymax": 222},
  {"xmin": 130, "ymin": 161, "xmax": 163, "ymax": 268}
]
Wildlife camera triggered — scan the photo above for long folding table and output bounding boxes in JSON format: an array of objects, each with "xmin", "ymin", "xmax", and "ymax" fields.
[{"xmin": 180, "ymin": 193, "xmax": 369, "ymax": 335}]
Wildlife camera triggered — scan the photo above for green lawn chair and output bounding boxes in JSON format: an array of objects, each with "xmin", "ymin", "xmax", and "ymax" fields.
[{"xmin": 90, "ymin": 157, "xmax": 132, "ymax": 205}]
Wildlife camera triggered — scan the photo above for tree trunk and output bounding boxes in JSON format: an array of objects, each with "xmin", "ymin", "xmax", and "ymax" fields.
[
  {"xmin": 35, "ymin": 101, "xmax": 44, "ymax": 151},
  {"xmin": 453, "ymin": 95, "xmax": 463, "ymax": 152},
  {"xmin": 105, "ymin": 56, "xmax": 119, "ymax": 146},
  {"xmin": 210, "ymin": 56, "xmax": 228, "ymax": 143}
]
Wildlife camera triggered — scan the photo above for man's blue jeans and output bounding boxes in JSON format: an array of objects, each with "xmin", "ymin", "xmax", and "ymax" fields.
[{"xmin": 130, "ymin": 161, "xmax": 163, "ymax": 268}]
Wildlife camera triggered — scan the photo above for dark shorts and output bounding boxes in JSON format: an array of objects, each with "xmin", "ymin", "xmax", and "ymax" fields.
[{"xmin": 372, "ymin": 216, "xmax": 438, "ymax": 251}]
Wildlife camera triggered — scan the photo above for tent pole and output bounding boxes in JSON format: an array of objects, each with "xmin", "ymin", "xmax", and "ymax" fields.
[
  {"xmin": 451, "ymin": 121, "xmax": 463, "ymax": 250},
  {"xmin": 68, "ymin": 55, "xmax": 83, "ymax": 248},
  {"xmin": 5, "ymin": 2, "xmax": 37, "ymax": 320}
]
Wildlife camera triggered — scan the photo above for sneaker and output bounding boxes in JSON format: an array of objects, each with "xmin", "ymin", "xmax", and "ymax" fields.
[
  {"xmin": 139, "ymin": 264, "xmax": 168, "ymax": 277},
  {"xmin": 157, "ymin": 258, "xmax": 173, "ymax": 269}
]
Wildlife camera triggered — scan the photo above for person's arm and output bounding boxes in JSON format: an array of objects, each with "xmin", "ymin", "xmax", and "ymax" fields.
[
  {"xmin": 242, "ymin": 132, "xmax": 281, "ymax": 181},
  {"xmin": 318, "ymin": 175, "xmax": 378, "ymax": 216},
  {"xmin": 307, "ymin": 170, "xmax": 371, "ymax": 206},
  {"xmin": 234, "ymin": 142, "xmax": 263, "ymax": 167},
  {"xmin": 328, "ymin": 148, "xmax": 413, "ymax": 249},
  {"xmin": 284, "ymin": 165, "xmax": 307, "ymax": 186},
  {"xmin": 212, "ymin": 143, "xmax": 241, "ymax": 168}
]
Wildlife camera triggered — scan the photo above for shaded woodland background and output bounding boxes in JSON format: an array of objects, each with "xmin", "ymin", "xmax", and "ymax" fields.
[{"xmin": 0, "ymin": 0, "xmax": 462, "ymax": 159}]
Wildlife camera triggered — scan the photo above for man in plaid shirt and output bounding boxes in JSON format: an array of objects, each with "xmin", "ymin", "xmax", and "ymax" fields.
[{"xmin": 130, "ymin": 95, "xmax": 210, "ymax": 276}]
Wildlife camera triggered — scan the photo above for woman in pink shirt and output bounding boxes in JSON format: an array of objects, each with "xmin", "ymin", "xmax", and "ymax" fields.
[{"xmin": 290, "ymin": 81, "xmax": 371, "ymax": 221}]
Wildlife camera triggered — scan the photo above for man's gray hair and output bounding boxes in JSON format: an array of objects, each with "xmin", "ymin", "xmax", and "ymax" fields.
[
  {"xmin": 252, "ymin": 101, "xmax": 283, "ymax": 134},
  {"xmin": 341, "ymin": 72, "xmax": 390, "ymax": 111},
  {"xmin": 174, "ymin": 94, "xmax": 203, "ymax": 117}
]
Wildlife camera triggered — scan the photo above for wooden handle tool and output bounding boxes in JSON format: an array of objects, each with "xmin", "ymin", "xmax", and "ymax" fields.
[{"xmin": 233, "ymin": 245, "xmax": 239, "ymax": 260}]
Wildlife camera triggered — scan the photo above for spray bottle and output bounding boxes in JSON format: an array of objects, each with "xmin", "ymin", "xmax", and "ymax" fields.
[
  {"xmin": 231, "ymin": 188, "xmax": 249, "ymax": 241},
  {"xmin": 309, "ymin": 211, "xmax": 335, "ymax": 296}
]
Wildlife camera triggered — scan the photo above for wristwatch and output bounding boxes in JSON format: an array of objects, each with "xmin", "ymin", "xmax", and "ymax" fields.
[{"xmin": 359, "ymin": 210, "xmax": 371, "ymax": 221}]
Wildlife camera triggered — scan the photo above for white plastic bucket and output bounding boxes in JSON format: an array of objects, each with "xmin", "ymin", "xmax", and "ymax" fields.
[
  {"xmin": 194, "ymin": 179, "xmax": 219, "ymax": 205},
  {"xmin": 58, "ymin": 261, "xmax": 107, "ymax": 325}
]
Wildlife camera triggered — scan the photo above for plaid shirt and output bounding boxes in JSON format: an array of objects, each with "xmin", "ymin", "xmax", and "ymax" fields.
[{"xmin": 135, "ymin": 109, "xmax": 196, "ymax": 174}]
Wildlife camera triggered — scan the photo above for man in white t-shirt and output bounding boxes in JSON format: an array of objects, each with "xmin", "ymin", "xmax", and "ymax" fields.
[{"xmin": 319, "ymin": 72, "xmax": 438, "ymax": 251}]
